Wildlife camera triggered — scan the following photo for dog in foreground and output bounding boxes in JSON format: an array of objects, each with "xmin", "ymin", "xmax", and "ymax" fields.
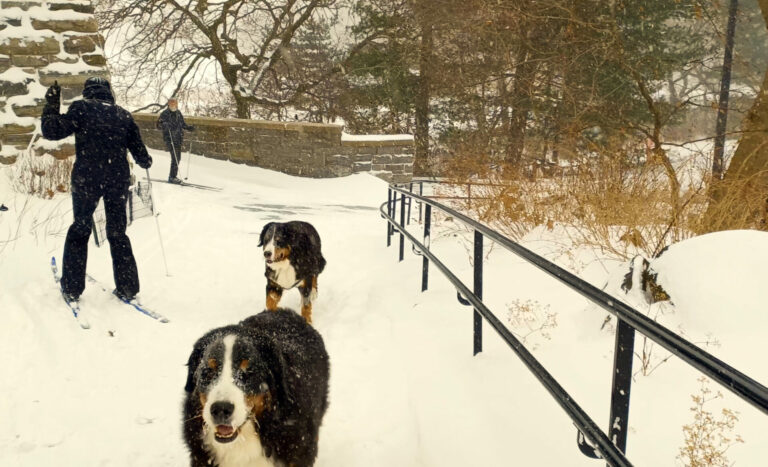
[
  {"xmin": 258, "ymin": 221, "xmax": 326, "ymax": 324},
  {"xmin": 183, "ymin": 309, "xmax": 330, "ymax": 467}
]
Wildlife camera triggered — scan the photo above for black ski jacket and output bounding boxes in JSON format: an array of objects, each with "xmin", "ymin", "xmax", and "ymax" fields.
[
  {"xmin": 42, "ymin": 84, "xmax": 152, "ymax": 192},
  {"xmin": 156, "ymin": 108, "xmax": 194, "ymax": 150}
]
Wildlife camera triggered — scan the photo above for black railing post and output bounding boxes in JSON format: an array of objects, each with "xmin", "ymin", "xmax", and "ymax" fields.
[
  {"xmin": 387, "ymin": 188, "xmax": 393, "ymax": 246},
  {"xmin": 399, "ymin": 192, "xmax": 406, "ymax": 261},
  {"xmin": 608, "ymin": 318, "xmax": 636, "ymax": 455},
  {"xmin": 406, "ymin": 182, "xmax": 413, "ymax": 225},
  {"xmin": 473, "ymin": 230, "xmax": 483, "ymax": 355},
  {"xmin": 421, "ymin": 204, "xmax": 432, "ymax": 291},
  {"xmin": 418, "ymin": 181, "xmax": 423, "ymax": 222}
]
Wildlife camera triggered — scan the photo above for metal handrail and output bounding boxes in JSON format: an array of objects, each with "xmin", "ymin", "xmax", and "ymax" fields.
[
  {"xmin": 388, "ymin": 184, "xmax": 768, "ymax": 415},
  {"xmin": 381, "ymin": 199, "xmax": 633, "ymax": 466},
  {"xmin": 382, "ymin": 182, "xmax": 768, "ymax": 466}
]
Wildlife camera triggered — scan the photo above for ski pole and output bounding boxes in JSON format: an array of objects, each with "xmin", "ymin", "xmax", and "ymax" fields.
[{"xmin": 145, "ymin": 168, "xmax": 170, "ymax": 276}]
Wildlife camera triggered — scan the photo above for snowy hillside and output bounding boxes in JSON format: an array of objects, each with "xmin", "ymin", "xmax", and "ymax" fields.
[{"xmin": 1, "ymin": 149, "xmax": 766, "ymax": 466}]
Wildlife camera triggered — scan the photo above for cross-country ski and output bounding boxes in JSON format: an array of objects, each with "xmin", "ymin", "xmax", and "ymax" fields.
[
  {"xmin": 51, "ymin": 257, "xmax": 90, "ymax": 329},
  {"xmin": 85, "ymin": 274, "xmax": 170, "ymax": 323}
]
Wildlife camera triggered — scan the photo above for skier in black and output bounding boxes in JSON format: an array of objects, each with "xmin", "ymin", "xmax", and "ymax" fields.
[
  {"xmin": 42, "ymin": 77, "xmax": 153, "ymax": 302},
  {"xmin": 156, "ymin": 97, "xmax": 195, "ymax": 184}
]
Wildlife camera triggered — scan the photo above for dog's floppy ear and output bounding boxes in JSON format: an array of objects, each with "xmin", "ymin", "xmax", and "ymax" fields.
[
  {"xmin": 184, "ymin": 338, "xmax": 206, "ymax": 393},
  {"xmin": 258, "ymin": 222, "xmax": 275, "ymax": 247},
  {"xmin": 260, "ymin": 340, "xmax": 293, "ymax": 406}
]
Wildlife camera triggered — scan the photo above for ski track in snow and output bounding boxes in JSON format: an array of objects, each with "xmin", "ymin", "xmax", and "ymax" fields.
[{"xmin": 1, "ymin": 149, "xmax": 767, "ymax": 466}]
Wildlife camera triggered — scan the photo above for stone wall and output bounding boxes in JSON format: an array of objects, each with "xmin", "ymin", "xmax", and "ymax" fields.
[
  {"xmin": 134, "ymin": 113, "xmax": 415, "ymax": 183},
  {"xmin": 0, "ymin": 0, "xmax": 109, "ymax": 165}
]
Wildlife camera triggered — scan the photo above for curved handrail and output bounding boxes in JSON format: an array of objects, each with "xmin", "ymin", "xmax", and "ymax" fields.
[
  {"xmin": 387, "ymin": 184, "xmax": 768, "ymax": 416},
  {"xmin": 380, "ymin": 199, "xmax": 632, "ymax": 466}
]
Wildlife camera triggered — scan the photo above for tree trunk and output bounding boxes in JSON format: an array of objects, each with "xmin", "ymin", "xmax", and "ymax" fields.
[
  {"xmin": 414, "ymin": 5, "xmax": 433, "ymax": 176},
  {"xmin": 712, "ymin": 0, "xmax": 739, "ymax": 180},
  {"xmin": 702, "ymin": 0, "xmax": 768, "ymax": 231},
  {"xmin": 506, "ymin": 46, "xmax": 535, "ymax": 168}
]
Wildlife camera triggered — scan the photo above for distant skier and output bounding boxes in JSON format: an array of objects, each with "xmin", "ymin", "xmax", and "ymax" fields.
[
  {"xmin": 42, "ymin": 76, "xmax": 153, "ymax": 302},
  {"xmin": 155, "ymin": 97, "xmax": 195, "ymax": 184}
]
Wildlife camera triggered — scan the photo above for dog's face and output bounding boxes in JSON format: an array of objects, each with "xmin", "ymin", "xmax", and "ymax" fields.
[
  {"xmin": 187, "ymin": 333, "xmax": 277, "ymax": 444},
  {"xmin": 258, "ymin": 222, "xmax": 292, "ymax": 267}
]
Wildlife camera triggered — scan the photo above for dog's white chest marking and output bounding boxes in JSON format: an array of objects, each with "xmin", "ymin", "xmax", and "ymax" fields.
[
  {"xmin": 207, "ymin": 420, "xmax": 275, "ymax": 467},
  {"xmin": 269, "ymin": 260, "xmax": 298, "ymax": 289}
]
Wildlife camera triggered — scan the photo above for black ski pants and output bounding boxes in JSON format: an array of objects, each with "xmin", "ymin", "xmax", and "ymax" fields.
[
  {"xmin": 61, "ymin": 185, "xmax": 139, "ymax": 298},
  {"xmin": 166, "ymin": 137, "xmax": 182, "ymax": 179}
]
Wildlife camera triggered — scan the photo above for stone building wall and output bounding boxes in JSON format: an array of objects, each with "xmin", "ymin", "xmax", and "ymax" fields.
[
  {"xmin": 134, "ymin": 113, "xmax": 415, "ymax": 183},
  {"xmin": 0, "ymin": 0, "xmax": 109, "ymax": 165}
]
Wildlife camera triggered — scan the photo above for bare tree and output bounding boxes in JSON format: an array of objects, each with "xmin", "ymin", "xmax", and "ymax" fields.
[{"xmin": 97, "ymin": 0, "xmax": 348, "ymax": 118}]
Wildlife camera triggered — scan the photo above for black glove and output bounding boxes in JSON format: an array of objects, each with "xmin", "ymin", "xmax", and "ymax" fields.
[
  {"xmin": 187, "ymin": 125, "xmax": 196, "ymax": 132},
  {"xmin": 45, "ymin": 80, "xmax": 61, "ymax": 108},
  {"xmin": 138, "ymin": 155, "xmax": 153, "ymax": 170}
]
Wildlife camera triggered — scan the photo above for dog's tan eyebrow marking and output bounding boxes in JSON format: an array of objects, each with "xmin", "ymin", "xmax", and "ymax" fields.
[
  {"xmin": 239, "ymin": 359, "xmax": 249, "ymax": 371},
  {"xmin": 207, "ymin": 358, "xmax": 218, "ymax": 370}
]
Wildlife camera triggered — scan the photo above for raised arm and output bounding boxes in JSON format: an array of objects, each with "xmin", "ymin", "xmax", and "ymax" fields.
[{"xmin": 41, "ymin": 82, "xmax": 76, "ymax": 140}]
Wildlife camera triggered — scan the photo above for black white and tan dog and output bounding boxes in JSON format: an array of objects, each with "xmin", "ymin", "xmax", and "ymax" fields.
[
  {"xmin": 183, "ymin": 308, "xmax": 330, "ymax": 467},
  {"xmin": 258, "ymin": 221, "xmax": 326, "ymax": 324}
]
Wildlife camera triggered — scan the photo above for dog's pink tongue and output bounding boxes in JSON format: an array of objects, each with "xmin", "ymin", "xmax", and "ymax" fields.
[{"xmin": 216, "ymin": 425, "xmax": 235, "ymax": 437}]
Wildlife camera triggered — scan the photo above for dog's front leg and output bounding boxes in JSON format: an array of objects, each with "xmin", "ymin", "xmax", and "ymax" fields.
[
  {"xmin": 266, "ymin": 280, "xmax": 283, "ymax": 311},
  {"xmin": 298, "ymin": 279, "xmax": 314, "ymax": 324}
]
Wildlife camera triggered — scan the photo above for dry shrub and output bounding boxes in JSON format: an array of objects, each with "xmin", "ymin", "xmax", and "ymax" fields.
[
  {"xmin": 677, "ymin": 377, "xmax": 743, "ymax": 467},
  {"xmin": 695, "ymin": 170, "xmax": 768, "ymax": 233},
  {"xmin": 506, "ymin": 299, "xmax": 557, "ymax": 350},
  {"xmin": 11, "ymin": 151, "xmax": 73, "ymax": 199},
  {"xmin": 439, "ymin": 140, "xmax": 710, "ymax": 260}
]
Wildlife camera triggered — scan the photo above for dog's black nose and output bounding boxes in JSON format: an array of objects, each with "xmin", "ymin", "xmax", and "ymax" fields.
[
  {"xmin": 264, "ymin": 250, "xmax": 272, "ymax": 258},
  {"xmin": 210, "ymin": 401, "xmax": 235, "ymax": 423}
]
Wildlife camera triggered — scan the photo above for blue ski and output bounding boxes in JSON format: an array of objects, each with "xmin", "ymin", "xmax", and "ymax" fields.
[
  {"xmin": 51, "ymin": 257, "xmax": 90, "ymax": 329},
  {"xmin": 85, "ymin": 274, "xmax": 170, "ymax": 323}
]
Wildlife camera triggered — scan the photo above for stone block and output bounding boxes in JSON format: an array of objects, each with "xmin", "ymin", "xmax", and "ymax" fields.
[
  {"xmin": 1, "ymin": 123, "xmax": 35, "ymax": 135},
  {"xmin": 3, "ymin": 132, "xmax": 33, "ymax": 146},
  {"xmin": 372, "ymin": 154, "xmax": 393, "ymax": 164},
  {"xmin": 0, "ymin": 37, "xmax": 60, "ymax": 56},
  {"xmin": 39, "ymin": 69, "xmax": 109, "ymax": 86},
  {"xmin": 352, "ymin": 154, "xmax": 375, "ymax": 163},
  {"xmin": 36, "ymin": 143, "xmax": 75, "ymax": 160},
  {"xmin": 63, "ymin": 34, "xmax": 102, "ymax": 54},
  {"xmin": 294, "ymin": 124, "xmax": 342, "ymax": 142},
  {"xmin": 392, "ymin": 173, "xmax": 412, "ymax": 184},
  {"xmin": 82, "ymin": 54, "xmax": 107, "ymax": 67},
  {"xmin": 12, "ymin": 102, "xmax": 45, "ymax": 117},
  {"xmin": 61, "ymin": 85, "xmax": 84, "ymax": 100},
  {"xmin": 3, "ymin": 1, "xmax": 42, "ymax": 10},
  {"xmin": 49, "ymin": 2, "xmax": 96, "ymax": 14},
  {"xmin": 326, "ymin": 154, "xmax": 350, "ymax": 166},
  {"xmin": 0, "ymin": 56, "xmax": 11, "ymax": 73},
  {"xmin": 353, "ymin": 162, "xmax": 372, "ymax": 172},
  {"xmin": 0, "ymin": 154, "xmax": 18, "ymax": 165},
  {"xmin": 229, "ymin": 146, "xmax": 254, "ymax": 163},
  {"xmin": 32, "ymin": 18, "xmax": 99, "ymax": 34},
  {"xmin": 372, "ymin": 163, "xmax": 387, "ymax": 171},
  {"xmin": 11, "ymin": 54, "xmax": 50, "ymax": 67},
  {"xmin": 376, "ymin": 144, "xmax": 415, "ymax": 155},
  {"xmin": 0, "ymin": 78, "xmax": 31, "ymax": 97}
]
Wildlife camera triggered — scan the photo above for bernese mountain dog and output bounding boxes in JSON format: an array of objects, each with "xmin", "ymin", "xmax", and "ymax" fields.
[
  {"xmin": 183, "ymin": 308, "xmax": 330, "ymax": 467},
  {"xmin": 258, "ymin": 221, "xmax": 326, "ymax": 324}
]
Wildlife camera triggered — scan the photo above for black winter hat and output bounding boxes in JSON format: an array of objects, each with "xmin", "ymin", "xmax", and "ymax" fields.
[{"xmin": 83, "ymin": 76, "xmax": 111, "ymax": 91}]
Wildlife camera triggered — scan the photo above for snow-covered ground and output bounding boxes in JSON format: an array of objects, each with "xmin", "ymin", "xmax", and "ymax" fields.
[{"xmin": 1, "ymin": 149, "xmax": 766, "ymax": 466}]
